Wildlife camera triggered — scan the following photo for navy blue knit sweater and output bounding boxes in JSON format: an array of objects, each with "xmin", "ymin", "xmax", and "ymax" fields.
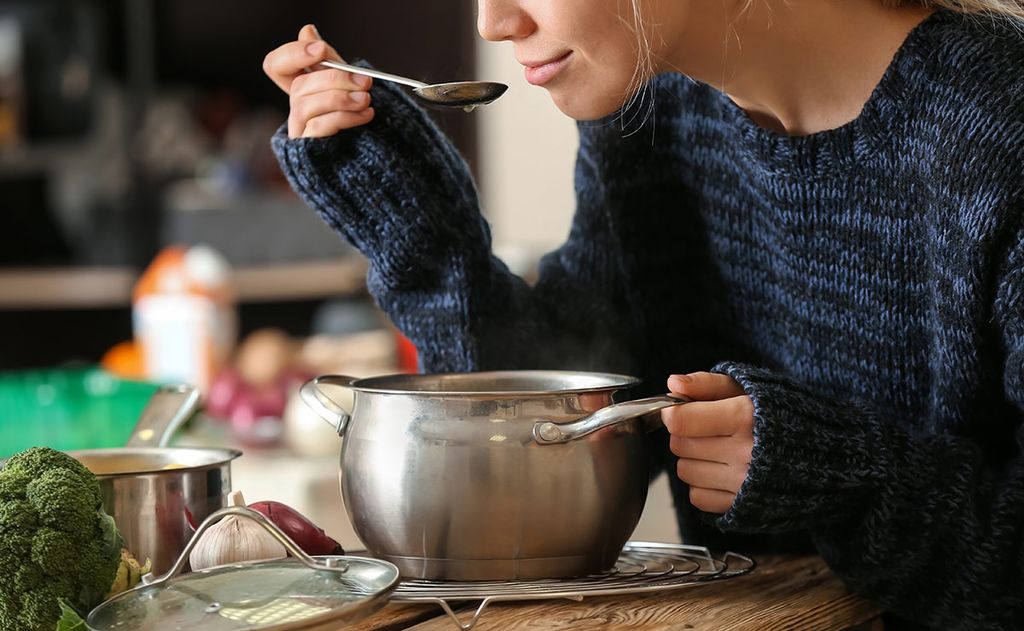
[{"xmin": 274, "ymin": 10, "xmax": 1024, "ymax": 630}]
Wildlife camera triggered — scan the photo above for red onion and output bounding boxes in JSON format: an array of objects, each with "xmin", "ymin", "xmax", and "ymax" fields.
[{"xmin": 247, "ymin": 501, "xmax": 344, "ymax": 556}]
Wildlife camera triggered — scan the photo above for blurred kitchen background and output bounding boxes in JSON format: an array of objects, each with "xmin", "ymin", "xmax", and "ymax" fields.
[{"xmin": 0, "ymin": 0, "xmax": 678, "ymax": 547}]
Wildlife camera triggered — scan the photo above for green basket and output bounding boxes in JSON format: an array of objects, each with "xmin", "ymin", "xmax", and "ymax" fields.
[{"xmin": 0, "ymin": 367, "xmax": 159, "ymax": 459}]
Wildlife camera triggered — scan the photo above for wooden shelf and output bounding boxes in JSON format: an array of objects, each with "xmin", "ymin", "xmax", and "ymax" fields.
[
  {"xmin": 233, "ymin": 258, "xmax": 368, "ymax": 303},
  {"xmin": 0, "ymin": 267, "xmax": 135, "ymax": 309},
  {"xmin": 0, "ymin": 258, "xmax": 368, "ymax": 309}
]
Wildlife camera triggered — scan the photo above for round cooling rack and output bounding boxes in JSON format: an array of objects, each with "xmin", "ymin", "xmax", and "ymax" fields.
[{"xmin": 387, "ymin": 542, "xmax": 756, "ymax": 631}]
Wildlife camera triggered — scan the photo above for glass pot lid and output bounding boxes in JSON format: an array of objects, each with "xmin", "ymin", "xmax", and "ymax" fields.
[{"xmin": 87, "ymin": 508, "xmax": 400, "ymax": 631}]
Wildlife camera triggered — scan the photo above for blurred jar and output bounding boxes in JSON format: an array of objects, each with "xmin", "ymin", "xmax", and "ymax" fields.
[{"xmin": 133, "ymin": 245, "xmax": 236, "ymax": 391}]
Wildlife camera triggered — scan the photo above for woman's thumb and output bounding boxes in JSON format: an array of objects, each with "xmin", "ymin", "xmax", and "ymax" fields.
[
  {"xmin": 298, "ymin": 24, "xmax": 321, "ymax": 43},
  {"xmin": 298, "ymin": 24, "xmax": 343, "ymax": 63},
  {"xmin": 667, "ymin": 372, "xmax": 744, "ymax": 401}
]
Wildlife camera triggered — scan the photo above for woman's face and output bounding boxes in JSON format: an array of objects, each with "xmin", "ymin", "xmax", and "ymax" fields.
[{"xmin": 477, "ymin": 0, "xmax": 695, "ymax": 120}]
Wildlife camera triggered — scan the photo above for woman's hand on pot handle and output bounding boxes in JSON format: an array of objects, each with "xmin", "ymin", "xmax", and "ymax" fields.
[
  {"xmin": 263, "ymin": 24, "xmax": 375, "ymax": 139},
  {"xmin": 661, "ymin": 372, "xmax": 754, "ymax": 514}
]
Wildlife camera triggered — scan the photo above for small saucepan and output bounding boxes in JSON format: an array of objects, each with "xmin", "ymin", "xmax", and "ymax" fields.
[
  {"xmin": 301, "ymin": 370, "xmax": 686, "ymax": 580},
  {"xmin": 68, "ymin": 385, "xmax": 241, "ymax": 575}
]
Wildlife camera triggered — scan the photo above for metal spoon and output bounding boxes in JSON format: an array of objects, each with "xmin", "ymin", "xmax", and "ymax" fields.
[{"xmin": 318, "ymin": 60, "xmax": 508, "ymax": 111}]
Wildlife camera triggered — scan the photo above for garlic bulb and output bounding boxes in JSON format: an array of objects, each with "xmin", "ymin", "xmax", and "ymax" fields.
[{"xmin": 189, "ymin": 491, "xmax": 288, "ymax": 571}]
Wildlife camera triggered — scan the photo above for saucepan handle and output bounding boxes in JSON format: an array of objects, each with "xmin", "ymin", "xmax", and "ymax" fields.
[
  {"xmin": 126, "ymin": 384, "xmax": 202, "ymax": 448},
  {"xmin": 532, "ymin": 395, "xmax": 688, "ymax": 445},
  {"xmin": 300, "ymin": 375, "xmax": 358, "ymax": 436}
]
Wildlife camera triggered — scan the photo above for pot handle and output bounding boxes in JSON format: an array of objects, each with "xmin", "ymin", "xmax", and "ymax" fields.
[
  {"xmin": 299, "ymin": 375, "xmax": 358, "ymax": 436},
  {"xmin": 126, "ymin": 384, "xmax": 202, "ymax": 448},
  {"xmin": 532, "ymin": 394, "xmax": 688, "ymax": 445}
]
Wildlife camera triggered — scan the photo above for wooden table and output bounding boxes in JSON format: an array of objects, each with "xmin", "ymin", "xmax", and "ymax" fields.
[{"xmin": 346, "ymin": 555, "xmax": 883, "ymax": 631}]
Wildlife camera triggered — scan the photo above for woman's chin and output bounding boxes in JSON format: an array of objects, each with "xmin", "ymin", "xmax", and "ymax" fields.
[{"xmin": 548, "ymin": 88, "xmax": 628, "ymax": 121}]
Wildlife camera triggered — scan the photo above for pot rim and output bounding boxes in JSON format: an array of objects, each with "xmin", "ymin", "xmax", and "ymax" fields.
[
  {"xmin": 336, "ymin": 370, "xmax": 642, "ymax": 397},
  {"xmin": 66, "ymin": 447, "xmax": 242, "ymax": 478}
]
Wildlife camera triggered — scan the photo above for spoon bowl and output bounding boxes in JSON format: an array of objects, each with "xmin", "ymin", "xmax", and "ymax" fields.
[
  {"xmin": 319, "ymin": 60, "xmax": 507, "ymax": 110},
  {"xmin": 414, "ymin": 81, "xmax": 508, "ymax": 109}
]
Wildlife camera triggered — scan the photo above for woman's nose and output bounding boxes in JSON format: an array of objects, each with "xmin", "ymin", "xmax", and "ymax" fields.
[{"xmin": 477, "ymin": 0, "xmax": 534, "ymax": 42}]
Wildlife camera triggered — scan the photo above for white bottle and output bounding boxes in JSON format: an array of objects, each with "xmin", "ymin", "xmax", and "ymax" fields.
[{"xmin": 133, "ymin": 245, "xmax": 236, "ymax": 391}]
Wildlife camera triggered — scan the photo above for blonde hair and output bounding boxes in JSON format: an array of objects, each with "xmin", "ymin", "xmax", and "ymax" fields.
[
  {"xmin": 618, "ymin": 0, "xmax": 657, "ymax": 135},
  {"xmin": 881, "ymin": 0, "xmax": 1024, "ymax": 19}
]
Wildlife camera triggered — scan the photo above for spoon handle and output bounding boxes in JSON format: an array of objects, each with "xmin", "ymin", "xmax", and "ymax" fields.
[{"xmin": 318, "ymin": 60, "xmax": 428, "ymax": 90}]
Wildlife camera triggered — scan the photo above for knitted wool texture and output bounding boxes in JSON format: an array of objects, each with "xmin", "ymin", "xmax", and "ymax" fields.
[{"xmin": 273, "ymin": 10, "xmax": 1024, "ymax": 630}]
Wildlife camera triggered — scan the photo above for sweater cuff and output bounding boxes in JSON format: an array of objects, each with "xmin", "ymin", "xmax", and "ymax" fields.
[{"xmin": 710, "ymin": 361, "xmax": 891, "ymax": 533}]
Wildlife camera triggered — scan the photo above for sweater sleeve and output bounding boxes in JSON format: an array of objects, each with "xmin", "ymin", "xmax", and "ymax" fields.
[
  {"xmin": 710, "ymin": 226, "xmax": 1024, "ymax": 630},
  {"xmin": 272, "ymin": 77, "xmax": 636, "ymax": 373}
]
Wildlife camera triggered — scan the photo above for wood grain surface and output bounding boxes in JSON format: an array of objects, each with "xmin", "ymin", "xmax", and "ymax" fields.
[{"xmin": 346, "ymin": 555, "xmax": 883, "ymax": 631}]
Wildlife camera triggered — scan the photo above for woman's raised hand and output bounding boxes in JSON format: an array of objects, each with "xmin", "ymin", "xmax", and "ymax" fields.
[
  {"xmin": 263, "ymin": 24, "xmax": 375, "ymax": 139},
  {"xmin": 661, "ymin": 372, "xmax": 755, "ymax": 514}
]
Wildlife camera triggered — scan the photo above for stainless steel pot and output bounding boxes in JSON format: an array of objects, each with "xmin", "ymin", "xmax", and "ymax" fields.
[
  {"xmin": 301, "ymin": 371, "xmax": 686, "ymax": 581},
  {"xmin": 69, "ymin": 385, "xmax": 241, "ymax": 575}
]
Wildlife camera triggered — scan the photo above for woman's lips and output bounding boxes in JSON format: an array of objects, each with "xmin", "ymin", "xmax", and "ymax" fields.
[{"xmin": 523, "ymin": 52, "xmax": 572, "ymax": 86}]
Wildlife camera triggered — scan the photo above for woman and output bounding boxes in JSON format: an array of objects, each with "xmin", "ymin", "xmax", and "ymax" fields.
[{"xmin": 264, "ymin": 1, "xmax": 1024, "ymax": 628}]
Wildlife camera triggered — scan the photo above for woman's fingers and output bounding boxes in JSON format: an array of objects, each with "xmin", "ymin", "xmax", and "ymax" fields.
[
  {"xmin": 664, "ymin": 372, "xmax": 751, "ymax": 515},
  {"xmin": 289, "ymin": 88, "xmax": 372, "ymax": 137},
  {"xmin": 301, "ymin": 108, "xmax": 376, "ymax": 138},
  {"xmin": 668, "ymin": 372, "xmax": 745, "ymax": 400},
  {"xmin": 291, "ymin": 69, "xmax": 372, "ymax": 101},
  {"xmin": 661, "ymin": 396, "xmax": 754, "ymax": 437},
  {"xmin": 263, "ymin": 40, "xmax": 328, "ymax": 93},
  {"xmin": 287, "ymin": 68, "xmax": 375, "ymax": 138},
  {"xmin": 264, "ymin": 24, "xmax": 378, "ymax": 138},
  {"xmin": 263, "ymin": 25, "xmax": 344, "ymax": 94},
  {"xmin": 669, "ymin": 434, "xmax": 752, "ymax": 465},
  {"xmin": 676, "ymin": 457, "xmax": 746, "ymax": 494},
  {"xmin": 688, "ymin": 486, "xmax": 736, "ymax": 514}
]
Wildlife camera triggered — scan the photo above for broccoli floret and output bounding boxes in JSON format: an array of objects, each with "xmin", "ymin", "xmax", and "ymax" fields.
[
  {"xmin": 0, "ymin": 499, "xmax": 38, "ymax": 533},
  {"xmin": 0, "ymin": 447, "xmax": 123, "ymax": 630},
  {"xmin": 13, "ymin": 565, "xmax": 44, "ymax": 599},
  {"xmin": 27, "ymin": 470, "xmax": 97, "ymax": 532},
  {"xmin": 0, "ymin": 475, "xmax": 23, "ymax": 502},
  {"xmin": 32, "ymin": 527, "xmax": 79, "ymax": 576}
]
